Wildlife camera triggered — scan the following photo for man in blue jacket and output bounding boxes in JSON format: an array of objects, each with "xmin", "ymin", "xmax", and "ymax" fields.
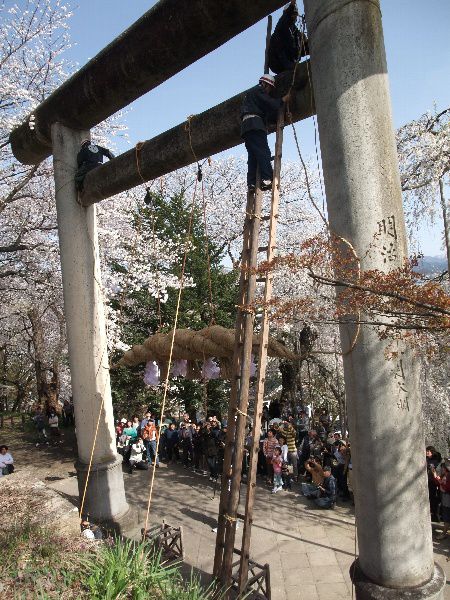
[
  {"xmin": 268, "ymin": 1, "xmax": 309, "ymax": 75},
  {"xmin": 240, "ymin": 74, "xmax": 289, "ymax": 192}
]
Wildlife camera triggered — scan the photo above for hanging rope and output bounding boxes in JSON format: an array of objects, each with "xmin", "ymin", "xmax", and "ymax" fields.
[
  {"xmin": 143, "ymin": 176, "xmax": 200, "ymax": 536},
  {"xmin": 200, "ymin": 179, "xmax": 216, "ymax": 325},
  {"xmin": 135, "ymin": 143, "xmax": 163, "ymax": 329}
]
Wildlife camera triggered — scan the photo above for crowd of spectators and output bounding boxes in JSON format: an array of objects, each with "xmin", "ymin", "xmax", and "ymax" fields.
[
  {"xmin": 114, "ymin": 405, "xmax": 449, "ymax": 533},
  {"xmin": 114, "ymin": 406, "xmax": 350, "ymax": 509}
]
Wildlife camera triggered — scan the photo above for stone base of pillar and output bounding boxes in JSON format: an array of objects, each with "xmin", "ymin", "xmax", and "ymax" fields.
[
  {"xmin": 76, "ymin": 456, "xmax": 130, "ymax": 528},
  {"xmin": 351, "ymin": 560, "xmax": 446, "ymax": 599}
]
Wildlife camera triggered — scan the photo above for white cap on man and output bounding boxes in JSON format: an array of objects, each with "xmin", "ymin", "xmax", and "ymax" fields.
[{"xmin": 259, "ymin": 74, "xmax": 275, "ymax": 88}]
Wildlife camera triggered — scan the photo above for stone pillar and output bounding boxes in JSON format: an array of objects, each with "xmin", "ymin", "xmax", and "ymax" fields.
[
  {"xmin": 303, "ymin": 1, "xmax": 445, "ymax": 598},
  {"xmin": 51, "ymin": 123, "xmax": 129, "ymax": 524}
]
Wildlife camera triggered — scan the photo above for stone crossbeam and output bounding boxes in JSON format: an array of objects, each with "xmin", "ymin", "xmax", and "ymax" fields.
[
  {"xmin": 81, "ymin": 64, "xmax": 315, "ymax": 205},
  {"xmin": 10, "ymin": 0, "xmax": 287, "ymax": 165}
]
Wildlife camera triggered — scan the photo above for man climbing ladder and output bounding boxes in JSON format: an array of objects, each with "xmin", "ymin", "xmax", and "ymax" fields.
[{"xmin": 240, "ymin": 74, "xmax": 289, "ymax": 192}]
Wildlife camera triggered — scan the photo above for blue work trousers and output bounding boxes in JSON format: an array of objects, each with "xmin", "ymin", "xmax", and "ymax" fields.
[{"xmin": 243, "ymin": 130, "xmax": 273, "ymax": 186}]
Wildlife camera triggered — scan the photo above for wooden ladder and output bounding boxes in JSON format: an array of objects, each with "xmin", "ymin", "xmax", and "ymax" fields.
[{"xmin": 213, "ymin": 108, "xmax": 284, "ymax": 598}]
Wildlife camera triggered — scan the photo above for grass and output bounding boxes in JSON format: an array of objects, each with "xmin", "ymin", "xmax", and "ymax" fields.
[
  {"xmin": 80, "ymin": 537, "xmax": 217, "ymax": 600},
  {"xmin": 0, "ymin": 522, "xmax": 217, "ymax": 599}
]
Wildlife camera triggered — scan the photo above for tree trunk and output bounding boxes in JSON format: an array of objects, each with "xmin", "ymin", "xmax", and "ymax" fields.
[{"xmin": 28, "ymin": 307, "xmax": 60, "ymax": 414}]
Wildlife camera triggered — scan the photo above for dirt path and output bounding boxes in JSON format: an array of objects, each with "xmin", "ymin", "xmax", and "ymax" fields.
[{"xmin": 0, "ymin": 420, "xmax": 78, "ymax": 481}]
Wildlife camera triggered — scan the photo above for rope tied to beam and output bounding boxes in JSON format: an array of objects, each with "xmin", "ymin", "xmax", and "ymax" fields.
[{"xmin": 223, "ymin": 513, "xmax": 237, "ymax": 523}]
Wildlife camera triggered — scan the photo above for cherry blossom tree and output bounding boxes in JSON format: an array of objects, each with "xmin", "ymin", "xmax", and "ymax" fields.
[{"xmin": 397, "ymin": 107, "xmax": 450, "ymax": 272}]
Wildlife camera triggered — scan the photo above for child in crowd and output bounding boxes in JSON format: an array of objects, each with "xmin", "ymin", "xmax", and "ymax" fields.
[{"xmin": 272, "ymin": 447, "xmax": 283, "ymax": 493}]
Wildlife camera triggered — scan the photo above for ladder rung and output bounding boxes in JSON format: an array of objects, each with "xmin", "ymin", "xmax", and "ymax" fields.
[
  {"xmin": 258, "ymin": 246, "xmax": 268, "ymax": 252},
  {"xmin": 261, "ymin": 215, "xmax": 271, "ymax": 221},
  {"xmin": 256, "ymin": 277, "xmax": 267, "ymax": 283}
]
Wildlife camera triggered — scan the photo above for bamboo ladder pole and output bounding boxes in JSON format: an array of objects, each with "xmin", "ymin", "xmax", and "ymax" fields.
[
  {"xmin": 238, "ymin": 108, "xmax": 284, "ymax": 594},
  {"xmin": 213, "ymin": 185, "xmax": 263, "ymax": 584},
  {"xmin": 220, "ymin": 182, "xmax": 263, "ymax": 592},
  {"xmin": 213, "ymin": 17, "xmax": 273, "ymax": 586}
]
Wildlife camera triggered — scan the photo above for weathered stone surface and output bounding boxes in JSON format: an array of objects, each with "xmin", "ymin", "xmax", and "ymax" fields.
[
  {"xmin": 304, "ymin": 0, "xmax": 444, "ymax": 596},
  {"xmin": 10, "ymin": 0, "xmax": 287, "ymax": 164},
  {"xmin": 52, "ymin": 122, "xmax": 129, "ymax": 522}
]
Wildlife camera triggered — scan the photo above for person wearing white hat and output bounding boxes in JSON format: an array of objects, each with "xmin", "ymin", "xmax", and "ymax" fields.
[
  {"xmin": 75, "ymin": 138, "xmax": 115, "ymax": 191},
  {"xmin": 240, "ymin": 74, "xmax": 289, "ymax": 192},
  {"xmin": 268, "ymin": 0, "xmax": 309, "ymax": 75}
]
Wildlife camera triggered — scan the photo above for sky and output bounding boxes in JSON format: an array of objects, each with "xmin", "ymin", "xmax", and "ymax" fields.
[{"xmin": 62, "ymin": 0, "xmax": 450, "ymax": 255}]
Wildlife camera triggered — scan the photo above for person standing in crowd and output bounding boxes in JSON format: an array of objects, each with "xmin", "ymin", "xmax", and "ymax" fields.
[
  {"xmin": 128, "ymin": 437, "xmax": 148, "ymax": 474},
  {"xmin": 296, "ymin": 409, "xmax": 309, "ymax": 446},
  {"xmin": 271, "ymin": 447, "xmax": 283, "ymax": 493},
  {"xmin": 142, "ymin": 418, "xmax": 159, "ymax": 467},
  {"xmin": 179, "ymin": 422, "xmax": 194, "ymax": 468},
  {"xmin": 278, "ymin": 435, "xmax": 292, "ymax": 490},
  {"xmin": 205, "ymin": 423, "xmax": 219, "ymax": 482},
  {"xmin": 240, "ymin": 74, "xmax": 290, "ymax": 192},
  {"xmin": 140, "ymin": 412, "xmax": 152, "ymax": 431},
  {"xmin": 263, "ymin": 429, "xmax": 279, "ymax": 486},
  {"xmin": 0, "ymin": 445, "xmax": 14, "ymax": 476},
  {"xmin": 268, "ymin": 1, "xmax": 309, "ymax": 75},
  {"xmin": 122, "ymin": 420, "xmax": 138, "ymax": 443},
  {"xmin": 48, "ymin": 410, "xmax": 60, "ymax": 438},
  {"xmin": 164, "ymin": 422, "xmax": 179, "ymax": 463},
  {"xmin": 433, "ymin": 460, "xmax": 450, "ymax": 539},
  {"xmin": 282, "ymin": 420, "xmax": 298, "ymax": 481},
  {"xmin": 131, "ymin": 416, "xmax": 140, "ymax": 434},
  {"xmin": 333, "ymin": 441, "xmax": 350, "ymax": 500},
  {"xmin": 426, "ymin": 446, "xmax": 442, "ymax": 521},
  {"xmin": 62, "ymin": 398, "xmax": 74, "ymax": 426},
  {"xmin": 33, "ymin": 407, "xmax": 48, "ymax": 446}
]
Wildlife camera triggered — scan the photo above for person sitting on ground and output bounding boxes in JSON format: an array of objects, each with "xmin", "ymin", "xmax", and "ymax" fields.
[
  {"xmin": 128, "ymin": 437, "xmax": 148, "ymax": 474},
  {"xmin": 315, "ymin": 465, "xmax": 336, "ymax": 509},
  {"xmin": 75, "ymin": 139, "xmax": 114, "ymax": 192},
  {"xmin": 303, "ymin": 464, "xmax": 336, "ymax": 509},
  {"xmin": 271, "ymin": 446, "xmax": 284, "ymax": 493},
  {"xmin": 0, "ymin": 445, "xmax": 14, "ymax": 476},
  {"xmin": 81, "ymin": 519, "xmax": 103, "ymax": 540},
  {"xmin": 240, "ymin": 74, "xmax": 290, "ymax": 193},
  {"xmin": 301, "ymin": 457, "xmax": 324, "ymax": 497},
  {"xmin": 433, "ymin": 460, "xmax": 450, "ymax": 539},
  {"xmin": 268, "ymin": 0, "xmax": 309, "ymax": 75}
]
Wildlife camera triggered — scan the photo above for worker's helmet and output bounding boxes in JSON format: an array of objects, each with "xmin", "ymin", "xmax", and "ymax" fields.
[
  {"xmin": 259, "ymin": 74, "xmax": 275, "ymax": 88},
  {"xmin": 81, "ymin": 139, "xmax": 91, "ymax": 146}
]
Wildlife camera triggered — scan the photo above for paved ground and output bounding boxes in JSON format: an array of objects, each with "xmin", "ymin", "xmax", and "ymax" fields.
[{"xmin": 45, "ymin": 458, "xmax": 450, "ymax": 600}]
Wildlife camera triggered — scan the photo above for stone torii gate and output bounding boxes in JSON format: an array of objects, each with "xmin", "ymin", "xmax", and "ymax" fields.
[{"xmin": 9, "ymin": 0, "xmax": 445, "ymax": 598}]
